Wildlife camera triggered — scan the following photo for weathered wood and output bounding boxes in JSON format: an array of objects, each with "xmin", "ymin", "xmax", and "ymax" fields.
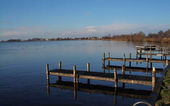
[
  {"xmin": 123, "ymin": 54, "xmax": 125, "ymax": 66},
  {"xmin": 73, "ymin": 65, "xmax": 77, "ymax": 83},
  {"xmin": 58, "ymin": 61, "xmax": 62, "ymax": 80},
  {"xmin": 104, "ymin": 65, "xmax": 163, "ymax": 73},
  {"xmin": 152, "ymin": 67, "xmax": 156, "ymax": 91},
  {"xmin": 105, "ymin": 57, "xmax": 166, "ymax": 63},
  {"xmin": 87, "ymin": 63, "xmax": 90, "ymax": 84},
  {"xmin": 114, "ymin": 68, "xmax": 117, "ymax": 87},
  {"xmin": 102, "ymin": 53, "xmax": 105, "ymax": 67},
  {"xmin": 122, "ymin": 65, "xmax": 125, "ymax": 75},
  {"xmin": 49, "ymin": 68, "xmax": 154, "ymax": 86},
  {"xmin": 87, "ymin": 63, "xmax": 90, "ymax": 72},
  {"xmin": 46, "ymin": 64, "xmax": 49, "ymax": 80},
  {"xmin": 166, "ymin": 60, "xmax": 169, "ymax": 66},
  {"xmin": 108, "ymin": 52, "xmax": 110, "ymax": 66}
]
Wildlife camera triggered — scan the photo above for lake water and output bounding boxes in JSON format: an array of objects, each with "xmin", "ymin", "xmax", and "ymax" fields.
[{"xmin": 0, "ymin": 40, "xmax": 166, "ymax": 106}]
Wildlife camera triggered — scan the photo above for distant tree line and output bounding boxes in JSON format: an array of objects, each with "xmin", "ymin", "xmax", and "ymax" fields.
[
  {"xmin": 2, "ymin": 29, "xmax": 170, "ymax": 43},
  {"xmin": 102, "ymin": 29, "xmax": 170, "ymax": 43}
]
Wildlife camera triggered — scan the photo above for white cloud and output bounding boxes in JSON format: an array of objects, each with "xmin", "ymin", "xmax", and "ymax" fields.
[{"xmin": 0, "ymin": 23, "xmax": 170, "ymax": 40}]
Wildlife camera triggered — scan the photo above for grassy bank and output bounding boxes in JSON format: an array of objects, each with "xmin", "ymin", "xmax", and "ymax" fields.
[{"xmin": 155, "ymin": 68, "xmax": 170, "ymax": 106}]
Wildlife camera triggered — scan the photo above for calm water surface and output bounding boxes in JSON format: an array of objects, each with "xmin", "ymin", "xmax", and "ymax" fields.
[{"xmin": 0, "ymin": 40, "xmax": 165, "ymax": 106}]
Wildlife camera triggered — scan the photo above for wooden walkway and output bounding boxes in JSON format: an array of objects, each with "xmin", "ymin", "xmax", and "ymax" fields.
[
  {"xmin": 103, "ymin": 65, "xmax": 163, "ymax": 73},
  {"xmin": 46, "ymin": 62, "xmax": 157, "ymax": 90}
]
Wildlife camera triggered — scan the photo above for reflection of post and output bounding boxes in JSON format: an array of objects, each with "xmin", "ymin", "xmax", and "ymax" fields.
[
  {"xmin": 47, "ymin": 79, "xmax": 50, "ymax": 96},
  {"xmin": 74, "ymin": 83, "xmax": 77, "ymax": 100},
  {"xmin": 114, "ymin": 68, "xmax": 117, "ymax": 88},
  {"xmin": 150, "ymin": 47, "xmax": 152, "ymax": 68},
  {"xmin": 102, "ymin": 53, "xmax": 105, "ymax": 68},
  {"xmin": 123, "ymin": 54, "xmax": 125, "ymax": 66},
  {"xmin": 152, "ymin": 67, "xmax": 156, "ymax": 91},
  {"xmin": 58, "ymin": 61, "xmax": 62, "ymax": 81},
  {"xmin": 87, "ymin": 63, "xmax": 90, "ymax": 85},
  {"xmin": 108, "ymin": 52, "xmax": 110, "ymax": 66},
  {"xmin": 113, "ymin": 87, "xmax": 117, "ymax": 106},
  {"xmin": 122, "ymin": 65, "xmax": 125, "ymax": 88},
  {"xmin": 129, "ymin": 53, "xmax": 131, "ymax": 67}
]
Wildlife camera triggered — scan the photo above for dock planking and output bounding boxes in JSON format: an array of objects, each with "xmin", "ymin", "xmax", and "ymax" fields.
[
  {"xmin": 48, "ymin": 67, "xmax": 157, "ymax": 87},
  {"xmin": 104, "ymin": 65, "xmax": 163, "ymax": 73}
]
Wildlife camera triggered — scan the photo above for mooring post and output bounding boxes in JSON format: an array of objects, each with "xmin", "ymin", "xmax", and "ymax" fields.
[
  {"xmin": 122, "ymin": 65, "xmax": 125, "ymax": 75},
  {"xmin": 46, "ymin": 64, "xmax": 49, "ymax": 82},
  {"xmin": 102, "ymin": 53, "xmax": 105, "ymax": 68},
  {"xmin": 146, "ymin": 53, "xmax": 148, "ymax": 69},
  {"xmin": 73, "ymin": 65, "xmax": 77, "ymax": 83},
  {"xmin": 139, "ymin": 48, "xmax": 142, "ymax": 59},
  {"xmin": 129, "ymin": 53, "xmax": 131, "ymax": 67},
  {"xmin": 58, "ymin": 61, "xmax": 62, "ymax": 81},
  {"xmin": 108, "ymin": 52, "xmax": 110, "ymax": 66},
  {"xmin": 136, "ymin": 47, "xmax": 138, "ymax": 59},
  {"xmin": 166, "ymin": 60, "xmax": 169, "ymax": 66},
  {"xmin": 114, "ymin": 68, "xmax": 117, "ymax": 88},
  {"xmin": 123, "ymin": 53, "xmax": 125, "ymax": 66},
  {"xmin": 152, "ymin": 67, "xmax": 156, "ymax": 91},
  {"xmin": 87, "ymin": 63, "xmax": 90, "ymax": 84}
]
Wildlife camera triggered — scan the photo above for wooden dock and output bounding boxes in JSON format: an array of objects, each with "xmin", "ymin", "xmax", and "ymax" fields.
[
  {"xmin": 103, "ymin": 65, "xmax": 163, "ymax": 73},
  {"xmin": 46, "ymin": 62, "xmax": 157, "ymax": 90}
]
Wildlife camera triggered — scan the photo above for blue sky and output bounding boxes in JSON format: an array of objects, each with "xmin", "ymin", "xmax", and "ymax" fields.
[{"xmin": 0, "ymin": 0, "xmax": 170, "ymax": 40}]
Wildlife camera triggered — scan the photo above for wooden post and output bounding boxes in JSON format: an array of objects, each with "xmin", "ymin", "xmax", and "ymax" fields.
[
  {"xmin": 87, "ymin": 63, "xmax": 90, "ymax": 72},
  {"xmin": 139, "ymin": 48, "xmax": 142, "ymax": 59},
  {"xmin": 87, "ymin": 63, "xmax": 90, "ymax": 84},
  {"xmin": 123, "ymin": 54, "xmax": 125, "ymax": 66},
  {"xmin": 166, "ymin": 60, "xmax": 169, "ymax": 66},
  {"xmin": 122, "ymin": 65, "xmax": 125, "ymax": 75},
  {"xmin": 150, "ymin": 47, "xmax": 152, "ymax": 68},
  {"xmin": 152, "ymin": 67, "xmax": 156, "ymax": 91},
  {"xmin": 46, "ymin": 64, "xmax": 49, "ymax": 81},
  {"xmin": 146, "ymin": 53, "xmax": 148, "ymax": 69},
  {"xmin": 58, "ymin": 61, "xmax": 62, "ymax": 81},
  {"xmin": 108, "ymin": 52, "xmax": 110, "ymax": 66},
  {"xmin": 102, "ymin": 53, "xmax": 105, "ymax": 67},
  {"xmin": 46, "ymin": 64, "xmax": 50, "ymax": 96},
  {"xmin": 129, "ymin": 53, "xmax": 131, "ymax": 67},
  {"xmin": 59, "ymin": 61, "xmax": 62, "ymax": 69},
  {"xmin": 114, "ymin": 68, "xmax": 117, "ymax": 88},
  {"xmin": 73, "ymin": 65, "xmax": 77, "ymax": 83},
  {"xmin": 136, "ymin": 47, "xmax": 138, "ymax": 59}
]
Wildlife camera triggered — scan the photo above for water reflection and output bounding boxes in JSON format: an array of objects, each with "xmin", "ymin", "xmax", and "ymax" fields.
[{"xmin": 47, "ymin": 80, "xmax": 153, "ymax": 105}]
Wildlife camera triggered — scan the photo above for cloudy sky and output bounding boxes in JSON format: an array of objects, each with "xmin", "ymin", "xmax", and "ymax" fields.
[{"xmin": 0, "ymin": 0, "xmax": 170, "ymax": 40}]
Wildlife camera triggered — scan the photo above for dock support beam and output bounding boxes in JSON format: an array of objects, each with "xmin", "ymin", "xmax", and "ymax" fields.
[
  {"xmin": 123, "ymin": 54, "xmax": 125, "ymax": 66},
  {"xmin": 46, "ymin": 64, "xmax": 49, "ymax": 83},
  {"xmin": 152, "ymin": 67, "xmax": 156, "ymax": 91},
  {"xmin": 108, "ymin": 52, "xmax": 110, "ymax": 66},
  {"xmin": 114, "ymin": 68, "xmax": 117, "ymax": 88},
  {"xmin": 87, "ymin": 63, "xmax": 90, "ymax": 84},
  {"xmin": 58, "ymin": 61, "xmax": 62, "ymax": 81},
  {"xmin": 102, "ymin": 53, "xmax": 105, "ymax": 68}
]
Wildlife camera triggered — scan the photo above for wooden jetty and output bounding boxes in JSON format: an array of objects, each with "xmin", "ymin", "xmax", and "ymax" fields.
[
  {"xmin": 48, "ymin": 80, "xmax": 152, "ymax": 100},
  {"xmin": 103, "ymin": 65, "xmax": 163, "ymax": 73},
  {"xmin": 102, "ymin": 52, "xmax": 169, "ymax": 69},
  {"xmin": 46, "ymin": 62, "xmax": 158, "ymax": 91},
  {"xmin": 136, "ymin": 45, "xmax": 170, "ymax": 59}
]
